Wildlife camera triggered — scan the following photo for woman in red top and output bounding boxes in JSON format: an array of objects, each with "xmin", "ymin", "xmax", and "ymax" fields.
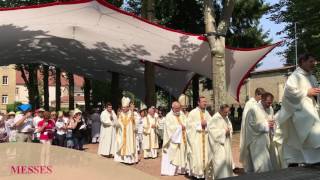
[{"xmin": 38, "ymin": 111, "xmax": 55, "ymax": 144}]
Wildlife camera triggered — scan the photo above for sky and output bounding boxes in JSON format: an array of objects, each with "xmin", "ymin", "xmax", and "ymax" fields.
[{"xmin": 256, "ymin": 0, "xmax": 287, "ymax": 71}]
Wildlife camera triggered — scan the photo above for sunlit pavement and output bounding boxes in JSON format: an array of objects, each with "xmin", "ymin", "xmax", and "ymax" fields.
[{"xmin": 84, "ymin": 132, "xmax": 242, "ymax": 179}]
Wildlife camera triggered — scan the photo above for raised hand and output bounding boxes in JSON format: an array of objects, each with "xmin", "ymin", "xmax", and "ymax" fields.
[{"xmin": 307, "ymin": 88, "xmax": 320, "ymax": 97}]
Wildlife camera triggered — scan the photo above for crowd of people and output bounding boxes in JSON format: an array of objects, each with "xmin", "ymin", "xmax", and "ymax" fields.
[
  {"xmin": 0, "ymin": 106, "xmax": 88, "ymax": 150},
  {"xmin": 0, "ymin": 53, "xmax": 319, "ymax": 179}
]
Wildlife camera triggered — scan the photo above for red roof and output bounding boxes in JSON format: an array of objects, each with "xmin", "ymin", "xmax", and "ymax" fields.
[
  {"xmin": 16, "ymin": 70, "xmax": 84, "ymax": 87},
  {"xmin": 60, "ymin": 96, "xmax": 85, "ymax": 103}
]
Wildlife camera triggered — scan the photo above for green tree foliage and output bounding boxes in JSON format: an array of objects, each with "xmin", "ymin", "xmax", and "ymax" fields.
[
  {"xmin": 6, "ymin": 101, "xmax": 22, "ymax": 112},
  {"xmin": 107, "ymin": 0, "xmax": 124, "ymax": 8},
  {"xmin": 154, "ymin": 0, "xmax": 205, "ymax": 34},
  {"xmin": 0, "ymin": 0, "xmax": 55, "ymax": 7},
  {"xmin": 270, "ymin": 0, "xmax": 320, "ymax": 64},
  {"xmin": 138, "ymin": 0, "xmax": 271, "ymax": 47},
  {"xmin": 227, "ymin": 0, "xmax": 271, "ymax": 48},
  {"xmin": 124, "ymin": 0, "xmax": 141, "ymax": 14}
]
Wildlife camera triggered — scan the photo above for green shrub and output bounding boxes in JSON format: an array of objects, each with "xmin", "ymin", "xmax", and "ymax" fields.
[{"xmin": 6, "ymin": 101, "xmax": 22, "ymax": 112}]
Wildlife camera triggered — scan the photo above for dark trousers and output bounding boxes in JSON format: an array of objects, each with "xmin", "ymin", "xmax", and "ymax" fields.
[
  {"xmin": 56, "ymin": 134, "xmax": 66, "ymax": 147},
  {"xmin": 73, "ymin": 136, "xmax": 85, "ymax": 150}
]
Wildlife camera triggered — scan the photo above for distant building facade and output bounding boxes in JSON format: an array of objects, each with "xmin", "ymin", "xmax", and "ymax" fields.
[
  {"xmin": 198, "ymin": 65, "xmax": 295, "ymax": 111},
  {"xmin": 0, "ymin": 65, "xmax": 16, "ymax": 112},
  {"xmin": 0, "ymin": 64, "xmax": 84, "ymax": 112}
]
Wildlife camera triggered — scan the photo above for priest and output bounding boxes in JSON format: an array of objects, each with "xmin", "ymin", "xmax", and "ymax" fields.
[
  {"xmin": 241, "ymin": 92, "xmax": 280, "ymax": 173},
  {"xmin": 142, "ymin": 107, "xmax": 159, "ymax": 159},
  {"xmin": 239, "ymin": 87, "xmax": 265, "ymax": 172},
  {"xmin": 275, "ymin": 54, "xmax": 320, "ymax": 166},
  {"xmin": 114, "ymin": 97, "xmax": 138, "ymax": 164},
  {"xmin": 186, "ymin": 96, "xmax": 211, "ymax": 178},
  {"xmin": 161, "ymin": 101, "xmax": 188, "ymax": 176},
  {"xmin": 98, "ymin": 102, "xmax": 117, "ymax": 157},
  {"xmin": 208, "ymin": 104, "xmax": 233, "ymax": 179}
]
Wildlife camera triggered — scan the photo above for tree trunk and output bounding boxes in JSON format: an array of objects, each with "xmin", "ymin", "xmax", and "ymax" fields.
[
  {"xmin": 209, "ymin": 36, "xmax": 226, "ymax": 112},
  {"xmin": 16, "ymin": 64, "xmax": 40, "ymax": 110},
  {"xmin": 204, "ymin": 0, "xmax": 235, "ymax": 112},
  {"xmin": 144, "ymin": 61, "xmax": 156, "ymax": 107},
  {"xmin": 68, "ymin": 73, "xmax": 75, "ymax": 110},
  {"xmin": 192, "ymin": 74, "xmax": 200, "ymax": 108},
  {"xmin": 84, "ymin": 77, "xmax": 92, "ymax": 112},
  {"xmin": 111, "ymin": 72, "xmax": 121, "ymax": 110},
  {"xmin": 43, "ymin": 65, "xmax": 49, "ymax": 111},
  {"xmin": 29, "ymin": 64, "xmax": 40, "ymax": 110},
  {"xmin": 55, "ymin": 67, "xmax": 61, "ymax": 111},
  {"xmin": 17, "ymin": 65, "xmax": 35, "ymax": 110},
  {"xmin": 28, "ymin": 68, "xmax": 36, "ymax": 110},
  {"xmin": 142, "ymin": 0, "xmax": 157, "ymax": 107}
]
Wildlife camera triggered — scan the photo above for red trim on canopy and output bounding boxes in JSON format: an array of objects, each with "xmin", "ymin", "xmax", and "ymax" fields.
[
  {"xmin": 0, "ymin": 0, "xmax": 91, "ymax": 11},
  {"xmin": 226, "ymin": 42, "xmax": 283, "ymax": 51},
  {"xmin": 235, "ymin": 41, "xmax": 283, "ymax": 102}
]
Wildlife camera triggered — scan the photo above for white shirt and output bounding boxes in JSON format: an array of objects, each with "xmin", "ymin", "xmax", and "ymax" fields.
[
  {"xmin": 33, "ymin": 116, "xmax": 42, "ymax": 129},
  {"xmin": 5, "ymin": 118, "xmax": 15, "ymax": 134},
  {"xmin": 56, "ymin": 118, "xmax": 66, "ymax": 135},
  {"xmin": 14, "ymin": 114, "xmax": 34, "ymax": 133}
]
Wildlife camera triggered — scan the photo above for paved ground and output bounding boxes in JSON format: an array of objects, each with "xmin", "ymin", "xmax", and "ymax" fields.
[
  {"xmin": 84, "ymin": 132, "xmax": 320, "ymax": 180},
  {"xmin": 84, "ymin": 132, "xmax": 242, "ymax": 179}
]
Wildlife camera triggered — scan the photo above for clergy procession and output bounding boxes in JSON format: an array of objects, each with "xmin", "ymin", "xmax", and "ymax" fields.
[
  {"xmin": 0, "ymin": 0, "xmax": 319, "ymax": 179},
  {"xmin": 94, "ymin": 53, "xmax": 320, "ymax": 179},
  {"xmin": 1, "ymin": 53, "xmax": 319, "ymax": 179}
]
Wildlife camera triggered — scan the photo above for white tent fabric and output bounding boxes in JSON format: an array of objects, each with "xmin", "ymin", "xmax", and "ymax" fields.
[{"xmin": 0, "ymin": 0, "xmax": 280, "ymax": 101}]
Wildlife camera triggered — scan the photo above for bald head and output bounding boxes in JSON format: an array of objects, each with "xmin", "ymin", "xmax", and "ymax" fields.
[{"xmin": 172, "ymin": 101, "xmax": 181, "ymax": 113}]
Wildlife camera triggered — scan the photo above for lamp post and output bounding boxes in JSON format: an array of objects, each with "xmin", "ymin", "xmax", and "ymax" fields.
[{"xmin": 295, "ymin": 22, "xmax": 298, "ymax": 68}]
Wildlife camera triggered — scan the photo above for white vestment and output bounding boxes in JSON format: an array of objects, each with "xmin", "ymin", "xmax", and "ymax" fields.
[
  {"xmin": 208, "ymin": 112, "xmax": 234, "ymax": 179},
  {"xmin": 275, "ymin": 67, "xmax": 320, "ymax": 165},
  {"xmin": 161, "ymin": 111, "xmax": 188, "ymax": 176},
  {"xmin": 142, "ymin": 114, "xmax": 159, "ymax": 158},
  {"xmin": 98, "ymin": 110, "xmax": 117, "ymax": 156},
  {"xmin": 114, "ymin": 110, "xmax": 138, "ymax": 164},
  {"xmin": 239, "ymin": 97, "xmax": 258, "ymax": 172},
  {"xmin": 186, "ymin": 107, "xmax": 211, "ymax": 178},
  {"xmin": 243, "ymin": 103, "xmax": 280, "ymax": 173}
]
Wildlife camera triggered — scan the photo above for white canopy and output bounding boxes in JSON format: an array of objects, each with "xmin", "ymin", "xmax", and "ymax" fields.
[{"xmin": 0, "ymin": 0, "xmax": 280, "ymax": 101}]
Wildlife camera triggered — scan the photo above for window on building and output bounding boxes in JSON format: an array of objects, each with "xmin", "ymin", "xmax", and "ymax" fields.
[
  {"xmin": 2, "ymin": 95, "xmax": 8, "ymax": 104},
  {"xmin": 16, "ymin": 87, "xmax": 19, "ymax": 95},
  {"xmin": 2, "ymin": 76, "xmax": 8, "ymax": 85}
]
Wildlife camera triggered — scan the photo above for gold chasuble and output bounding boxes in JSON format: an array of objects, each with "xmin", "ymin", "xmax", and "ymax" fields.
[
  {"xmin": 186, "ymin": 107, "xmax": 211, "ymax": 178},
  {"xmin": 114, "ymin": 110, "xmax": 138, "ymax": 164}
]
